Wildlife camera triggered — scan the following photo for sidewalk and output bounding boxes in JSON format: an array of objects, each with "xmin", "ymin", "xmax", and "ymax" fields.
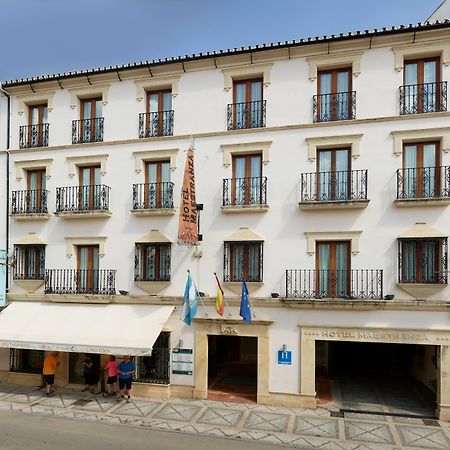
[{"xmin": 0, "ymin": 383, "xmax": 449, "ymax": 450}]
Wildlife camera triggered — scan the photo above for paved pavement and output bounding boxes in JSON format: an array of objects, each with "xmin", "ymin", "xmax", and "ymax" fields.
[{"xmin": 0, "ymin": 382, "xmax": 449, "ymax": 450}]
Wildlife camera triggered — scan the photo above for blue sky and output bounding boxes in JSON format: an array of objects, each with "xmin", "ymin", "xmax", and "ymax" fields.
[{"xmin": 0, "ymin": 0, "xmax": 444, "ymax": 81}]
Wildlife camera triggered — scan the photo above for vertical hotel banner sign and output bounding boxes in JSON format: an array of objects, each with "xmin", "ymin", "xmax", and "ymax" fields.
[
  {"xmin": 0, "ymin": 250, "xmax": 6, "ymax": 307},
  {"xmin": 178, "ymin": 147, "xmax": 198, "ymax": 246}
]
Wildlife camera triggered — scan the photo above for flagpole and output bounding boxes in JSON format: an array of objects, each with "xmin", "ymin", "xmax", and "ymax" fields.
[
  {"xmin": 248, "ymin": 295, "xmax": 256, "ymax": 319},
  {"xmin": 188, "ymin": 270, "xmax": 208, "ymax": 317},
  {"xmin": 214, "ymin": 272, "xmax": 232, "ymax": 317}
]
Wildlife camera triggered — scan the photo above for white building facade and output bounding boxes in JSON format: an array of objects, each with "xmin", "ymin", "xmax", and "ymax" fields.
[{"xmin": 1, "ymin": 20, "xmax": 450, "ymax": 418}]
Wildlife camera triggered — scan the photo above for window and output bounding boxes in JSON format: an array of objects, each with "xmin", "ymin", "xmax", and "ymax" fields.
[
  {"xmin": 229, "ymin": 79, "xmax": 264, "ymax": 129},
  {"xmin": 229, "ymin": 154, "xmax": 264, "ymax": 206},
  {"xmin": 224, "ymin": 241, "xmax": 263, "ymax": 282},
  {"xmin": 145, "ymin": 90, "xmax": 173, "ymax": 137},
  {"xmin": 316, "ymin": 241, "xmax": 350, "ymax": 297},
  {"xmin": 402, "ymin": 142, "xmax": 440, "ymax": 199},
  {"xmin": 134, "ymin": 243, "xmax": 171, "ymax": 282},
  {"xmin": 10, "ymin": 349, "xmax": 44, "ymax": 374},
  {"xmin": 26, "ymin": 169, "xmax": 47, "ymax": 214},
  {"xmin": 398, "ymin": 238, "xmax": 448, "ymax": 284},
  {"xmin": 136, "ymin": 332, "xmax": 170, "ymax": 384},
  {"xmin": 317, "ymin": 149, "xmax": 350, "ymax": 200},
  {"xmin": 79, "ymin": 165, "xmax": 101, "ymax": 210},
  {"xmin": 315, "ymin": 68, "xmax": 353, "ymax": 122},
  {"xmin": 19, "ymin": 104, "xmax": 49, "ymax": 149},
  {"xmin": 144, "ymin": 160, "xmax": 171, "ymax": 208},
  {"xmin": 73, "ymin": 98, "xmax": 103, "ymax": 143},
  {"xmin": 77, "ymin": 245, "xmax": 99, "ymax": 293},
  {"xmin": 401, "ymin": 57, "xmax": 445, "ymax": 114},
  {"xmin": 13, "ymin": 244, "xmax": 45, "ymax": 280}
]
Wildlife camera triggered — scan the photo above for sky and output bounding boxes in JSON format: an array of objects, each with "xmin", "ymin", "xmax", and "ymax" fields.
[{"xmin": 0, "ymin": 0, "xmax": 444, "ymax": 81}]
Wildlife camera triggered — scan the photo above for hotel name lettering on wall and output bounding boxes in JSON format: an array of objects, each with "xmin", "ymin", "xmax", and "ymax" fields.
[{"xmin": 221, "ymin": 325, "xmax": 238, "ymax": 335}]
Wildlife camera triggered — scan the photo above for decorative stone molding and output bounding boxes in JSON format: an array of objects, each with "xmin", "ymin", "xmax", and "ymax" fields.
[
  {"xmin": 221, "ymin": 204, "xmax": 269, "ymax": 214},
  {"xmin": 304, "ymin": 230, "xmax": 362, "ymax": 255},
  {"xmin": 390, "ymin": 127, "xmax": 450, "ymax": 156},
  {"xmin": 135, "ymin": 75, "xmax": 181, "ymax": 101},
  {"xmin": 306, "ymin": 51, "xmax": 363, "ymax": 81},
  {"xmin": 15, "ymin": 159, "xmax": 53, "ymax": 182},
  {"xmin": 305, "ymin": 134, "xmax": 363, "ymax": 161},
  {"xmin": 17, "ymin": 91, "xmax": 55, "ymax": 114},
  {"xmin": 66, "ymin": 154, "xmax": 108, "ymax": 177},
  {"xmin": 398, "ymin": 222, "xmax": 447, "ymax": 238},
  {"xmin": 224, "ymin": 227, "xmax": 264, "ymax": 242},
  {"xmin": 14, "ymin": 232, "xmax": 46, "ymax": 246},
  {"xmin": 135, "ymin": 281, "xmax": 171, "ymax": 295},
  {"xmin": 133, "ymin": 149, "xmax": 178, "ymax": 173},
  {"xmin": 14, "ymin": 279, "xmax": 44, "ymax": 293},
  {"xmin": 224, "ymin": 281, "xmax": 264, "ymax": 295},
  {"xmin": 220, "ymin": 141, "xmax": 271, "ymax": 167},
  {"xmin": 222, "ymin": 63, "xmax": 273, "ymax": 91},
  {"xmin": 65, "ymin": 236, "xmax": 107, "ymax": 257},
  {"xmin": 392, "ymin": 40, "xmax": 450, "ymax": 72},
  {"xmin": 397, "ymin": 283, "xmax": 447, "ymax": 300},
  {"xmin": 68, "ymin": 84, "xmax": 110, "ymax": 109},
  {"xmin": 136, "ymin": 229, "xmax": 171, "ymax": 243}
]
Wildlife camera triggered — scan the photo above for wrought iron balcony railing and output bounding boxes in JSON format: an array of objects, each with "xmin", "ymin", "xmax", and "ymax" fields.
[
  {"xmin": 139, "ymin": 111, "xmax": 174, "ymax": 138},
  {"xmin": 227, "ymin": 100, "xmax": 266, "ymax": 130},
  {"xmin": 400, "ymin": 81, "xmax": 447, "ymax": 115},
  {"xmin": 132, "ymin": 182, "xmax": 174, "ymax": 209},
  {"xmin": 19, "ymin": 123, "xmax": 49, "ymax": 148},
  {"xmin": 313, "ymin": 91, "xmax": 356, "ymax": 122},
  {"xmin": 134, "ymin": 244, "xmax": 171, "ymax": 282},
  {"xmin": 45, "ymin": 269, "xmax": 116, "ymax": 295},
  {"xmin": 11, "ymin": 189, "xmax": 49, "ymax": 215},
  {"xmin": 223, "ymin": 176, "xmax": 267, "ymax": 206},
  {"xmin": 301, "ymin": 169, "xmax": 368, "ymax": 203},
  {"xmin": 13, "ymin": 246, "xmax": 45, "ymax": 280},
  {"xmin": 285, "ymin": 269, "xmax": 383, "ymax": 300},
  {"xmin": 396, "ymin": 166, "xmax": 450, "ymax": 200},
  {"xmin": 55, "ymin": 185, "xmax": 110, "ymax": 213},
  {"xmin": 72, "ymin": 117, "xmax": 104, "ymax": 144}
]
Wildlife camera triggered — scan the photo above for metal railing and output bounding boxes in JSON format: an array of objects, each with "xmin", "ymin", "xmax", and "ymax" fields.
[
  {"xmin": 285, "ymin": 269, "xmax": 383, "ymax": 299},
  {"xmin": 10, "ymin": 349, "xmax": 44, "ymax": 374},
  {"xmin": 223, "ymin": 176, "xmax": 267, "ymax": 206},
  {"xmin": 227, "ymin": 100, "xmax": 266, "ymax": 130},
  {"xmin": 223, "ymin": 241, "xmax": 264, "ymax": 282},
  {"xmin": 45, "ymin": 269, "xmax": 116, "ymax": 295},
  {"xmin": 72, "ymin": 117, "xmax": 104, "ymax": 144},
  {"xmin": 55, "ymin": 185, "xmax": 110, "ymax": 213},
  {"xmin": 400, "ymin": 81, "xmax": 447, "ymax": 115},
  {"xmin": 11, "ymin": 189, "xmax": 49, "ymax": 215},
  {"xmin": 132, "ymin": 182, "xmax": 174, "ymax": 209},
  {"xmin": 13, "ymin": 245, "xmax": 45, "ymax": 280},
  {"xmin": 301, "ymin": 169, "xmax": 368, "ymax": 203},
  {"xmin": 19, "ymin": 123, "xmax": 49, "ymax": 148},
  {"xmin": 396, "ymin": 166, "xmax": 450, "ymax": 200},
  {"xmin": 313, "ymin": 91, "xmax": 356, "ymax": 122},
  {"xmin": 139, "ymin": 111, "xmax": 174, "ymax": 138},
  {"xmin": 134, "ymin": 244, "xmax": 171, "ymax": 282}
]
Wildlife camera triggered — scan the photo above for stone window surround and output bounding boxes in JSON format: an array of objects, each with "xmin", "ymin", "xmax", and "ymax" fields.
[
  {"xmin": 69, "ymin": 85, "xmax": 110, "ymax": 109},
  {"xmin": 222, "ymin": 63, "xmax": 273, "ymax": 91},
  {"xmin": 15, "ymin": 159, "xmax": 53, "ymax": 182},
  {"xmin": 220, "ymin": 141, "xmax": 271, "ymax": 167},
  {"xmin": 305, "ymin": 134, "xmax": 363, "ymax": 162},
  {"xmin": 306, "ymin": 50, "xmax": 363, "ymax": 81},
  {"xmin": 133, "ymin": 149, "xmax": 178, "ymax": 173},
  {"xmin": 304, "ymin": 230, "xmax": 362, "ymax": 255},
  {"xmin": 392, "ymin": 40, "xmax": 450, "ymax": 72},
  {"xmin": 17, "ymin": 92, "xmax": 55, "ymax": 115},
  {"xmin": 66, "ymin": 154, "xmax": 108, "ymax": 178},
  {"xmin": 390, "ymin": 127, "xmax": 450, "ymax": 156},
  {"xmin": 135, "ymin": 75, "xmax": 181, "ymax": 102},
  {"xmin": 65, "ymin": 236, "xmax": 107, "ymax": 258}
]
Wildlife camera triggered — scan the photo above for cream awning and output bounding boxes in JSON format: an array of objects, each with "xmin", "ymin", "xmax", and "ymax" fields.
[
  {"xmin": 0, "ymin": 302, "xmax": 174, "ymax": 356},
  {"xmin": 398, "ymin": 222, "xmax": 447, "ymax": 239}
]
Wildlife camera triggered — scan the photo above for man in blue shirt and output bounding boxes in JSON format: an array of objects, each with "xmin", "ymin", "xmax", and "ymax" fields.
[{"xmin": 117, "ymin": 355, "xmax": 136, "ymax": 403}]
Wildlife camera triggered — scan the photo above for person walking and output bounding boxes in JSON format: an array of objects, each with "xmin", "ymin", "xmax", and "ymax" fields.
[
  {"xmin": 104, "ymin": 355, "xmax": 118, "ymax": 396},
  {"xmin": 42, "ymin": 352, "xmax": 59, "ymax": 396},
  {"xmin": 117, "ymin": 355, "xmax": 135, "ymax": 403}
]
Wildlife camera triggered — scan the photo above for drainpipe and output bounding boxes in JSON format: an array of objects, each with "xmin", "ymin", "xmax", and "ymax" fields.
[{"xmin": 0, "ymin": 84, "xmax": 11, "ymax": 290}]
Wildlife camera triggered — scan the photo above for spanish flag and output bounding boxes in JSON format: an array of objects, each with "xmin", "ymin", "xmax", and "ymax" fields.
[{"xmin": 214, "ymin": 273, "xmax": 224, "ymax": 316}]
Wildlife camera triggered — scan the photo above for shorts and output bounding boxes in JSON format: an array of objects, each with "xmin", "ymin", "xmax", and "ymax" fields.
[
  {"xmin": 43, "ymin": 374, "xmax": 55, "ymax": 386},
  {"xmin": 84, "ymin": 374, "xmax": 99, "ymax": 386},
  {"xmin": 119, "ymin": 378, "xmax": 132, "ymax": 390},
  {"xmin": 107, "ymin": 375, "xmax": 117, "ymax": 384}
]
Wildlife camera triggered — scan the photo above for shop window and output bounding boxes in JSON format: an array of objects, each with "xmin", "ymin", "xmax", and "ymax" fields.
[
  {"xmin": 135, "ymin": 332, "xmax": 170, "ymax": 384},
  {"xmin": 10, "ymin": 349, "xmax": 44, "ymax": 374}
]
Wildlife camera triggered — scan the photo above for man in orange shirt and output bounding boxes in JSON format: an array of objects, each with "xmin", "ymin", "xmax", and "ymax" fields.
[{"xmin": 42, "ymin": 352, "xmax": 59, "ymax": 396}]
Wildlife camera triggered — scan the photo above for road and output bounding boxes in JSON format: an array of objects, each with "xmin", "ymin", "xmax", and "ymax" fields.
[{"xmin": 0, "ymin": 410, "xmax": 284, "ymax": 450}]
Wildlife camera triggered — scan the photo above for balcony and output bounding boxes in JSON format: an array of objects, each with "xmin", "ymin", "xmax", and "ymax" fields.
[
  {"xmin": 10, "ymin": 190, "xmax": 50, "ymax": 220},
  {"xmin": 45, "ymin": 269, "xmax": 116, "ymax": 295},
  {"xmin": 222, "ymin": 176, "xmax": 268, "ymax": 213},
  {"xmin": 299, "ymin": 169, "xmax": 369, "ymax": 210},
  {"xmin": 313, "ymin": 91, "xmax": 356, "ymax": 122},
  {"xmin": 139, "ymin": 111, "xmax": 174, "ymax": 138},
  {"xmin": 55, "ymin": 185, "xmax": 111, "ymax": 218},
  {"xmin": 132, "ymin": 182, "xmax": 175, "ymax": 216},
  {"xmin": 19, "ymin": 124, "xmax": 49, "ymax": 149},
  {"xmin": 227, "ymin": 100, "xmax": 266, "ymax": 130},
  {"xmin": 285, "ymin": 269, "xmax": 383, "ymax": 300},
  {"xmin": 395, "ymin": 166, "xmax": 450, "ymax": 207},
  {"xmin": 72, "ymin": 118, "xmax": 104, "ymax": 144},
  {"xmin": 400, "ymin": 81, "xmax": 447, "ymax": 115}
]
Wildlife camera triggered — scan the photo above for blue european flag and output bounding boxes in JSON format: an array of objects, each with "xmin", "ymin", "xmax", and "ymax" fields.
[
  {"xmin": 239, "ymin": 279, "xmax": 252, "ymax": 323},
  {"xmin": 181, "ymin": 272, "xmax": 198, "ymax": 326}
]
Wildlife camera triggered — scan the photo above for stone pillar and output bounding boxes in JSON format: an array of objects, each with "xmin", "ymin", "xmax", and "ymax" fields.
[
  {"xmin": 257, "ymin": 335, "xmax": 270, "ymax": 402},
  {"xmin": 437, "ymin": 345, "xmax": 450, "ymax": 421},
  {"xmin": 299, "ymin": 335, "xmax": 317, "ymax": 407},
  {"xmin": 193, "ymin": 331, "xmax": 208, "ymax": 399}
]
